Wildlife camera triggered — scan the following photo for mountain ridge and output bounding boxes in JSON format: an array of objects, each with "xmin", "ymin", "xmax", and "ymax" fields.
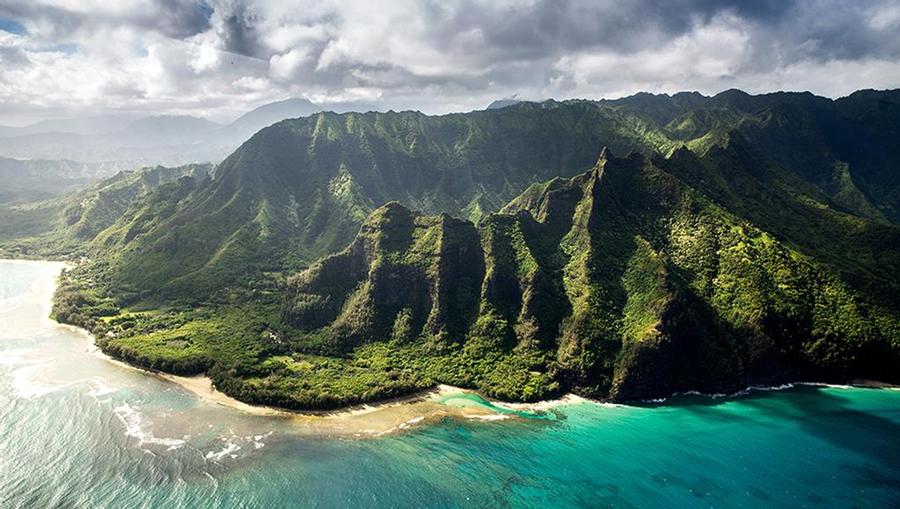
[
  {"xmin": 275, "ymin": 148, "xmax": 898, "ymax": 403},
  {"xmin": 77, "ymin": 90, "xmax": 900, "ymax": 302},
  {"xmin": 4, "ymin": 87, "xmax": 895, "ymax": 409}
]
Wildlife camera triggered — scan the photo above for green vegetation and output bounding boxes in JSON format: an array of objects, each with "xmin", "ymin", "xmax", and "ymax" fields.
[
  {"xmin": 17, "ymin": 88, "xmax": 899, "ymax": 409},
  {"xmin": 0, "ymin": 163, "xmax": 211, "ymax": 259}
]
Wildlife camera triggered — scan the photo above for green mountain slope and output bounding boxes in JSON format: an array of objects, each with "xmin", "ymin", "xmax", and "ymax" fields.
[
  {"xmin": 82, "ymin": 90, "xmax": 900, "ymax": 303},
  {"xmin": 0, "ymin": 163, "xmax": 211, "ymax": 259},
  {"xmin": 95, "ymin": 101, "xmax": 681, "ymax": 298},
  {"xmin": 271, "ymin": 149, "xmax": 897, "ymax": 404}
]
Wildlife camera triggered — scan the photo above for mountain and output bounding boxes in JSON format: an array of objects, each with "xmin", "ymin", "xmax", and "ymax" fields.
[
  {"xmin": 0, "ymin": 157, "xmax": 124, "ymax": 204},
  {"xmin": 0, "ymin": 114, "xmax": 138, "ymax": 138},
  {"xmin": 115, "ymin": 115, "xmax": 222, "ymax": 146},
  {"xmin": 0, "ymin": 163, "xmax": 212, "ymax": 258},
  {"xmin": 224, "ymin": 98, "xmax": 321, "ymax": 141},
  {"xmin": 188, "ymin": 98, "xmax": 324, "ymax": 162},
  {"xmin": 14, "ymin": 88, "xmax": 899, "ymax": 408},
  {"xmin": 486, "ymin": 99, "xmax": 522, "ymax": 110},
  {"xmin": 89, "ymin": 101, "xmax": 680, "ymax": 298},
  {"xmin": 0, "ymin": 98, "xmax": 379, "ymax": 167},
  {"xmin": 64, "ymin": 146, "xmax": 899, "ymax": 409},
  {"xmin": 71, "ymin": 90, "xmax": 900, "ymax": 302},
  {"xmin": 272, "ymin": 148, "xmax": 898, "ymax": 405},
  {"xmin": 0, "ymin": 115, "xmax": 224, "ymax": 166}
]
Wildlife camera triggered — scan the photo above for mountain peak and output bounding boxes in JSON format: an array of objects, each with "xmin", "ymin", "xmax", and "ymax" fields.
[
  {"xmin": 486, "ymin": 98, "xmax": 522, "ymax": 110},
  {"xmin": 596, "ymin": 146, "xmax": 613, "ymax": 166}
]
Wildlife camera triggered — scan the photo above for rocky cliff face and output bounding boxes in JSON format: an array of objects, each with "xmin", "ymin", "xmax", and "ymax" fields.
[
  {"xmin": 284, "ymin": 203, "xmax": 484, "ymax": 350},
  {"xmin": 283, "ymin": 148, "xmax": 900, "ymax": 401},
  {"xmin": 40, "ymin": 90, "xmax": 900, "ymax": 409}
]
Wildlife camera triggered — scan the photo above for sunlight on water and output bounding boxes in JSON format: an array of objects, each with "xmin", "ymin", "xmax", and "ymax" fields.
[{"xmin": 1, "ymin": 260, "xmax": 898, "ymax": 508}]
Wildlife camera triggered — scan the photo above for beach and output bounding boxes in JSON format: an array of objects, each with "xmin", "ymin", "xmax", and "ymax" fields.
[
  {"xmin": 11, "ymin": 258, "xmax": 896, "ymax": 439},
  {"xmin": 4, "ymin": 259, "xmax": 900, "ymax": 508}
]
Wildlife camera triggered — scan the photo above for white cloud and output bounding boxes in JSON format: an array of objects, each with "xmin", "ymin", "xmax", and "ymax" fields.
[
  {"xmin": 190, "ymin": 40, "xmax": 222, "ymax": 73},
  {"xmin": 0, "ymin": 0, "xmax": 897, "ymax": 124},
  {"xmin": 233, "ymin": 75, "xmax": 268, "ymax": 91},
  {"xmin": 264, "ymin": 22, "xmax": 329, "ymax": 53},
  {"xmin": 270, "ymin": 46, "xmax": 310, "ymax": 79},
  {"xmin": 547, "ymin": 14, "xmax": 752, "ymax": 98}
]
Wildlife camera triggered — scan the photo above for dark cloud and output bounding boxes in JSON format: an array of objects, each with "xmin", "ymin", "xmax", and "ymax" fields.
[
  {"xmin": 215, "ymin": 0, "xmax": 900, "ymax": 109},
  {"xmin": 412, "ymin": 0, "xmax": 799, "ymax": 61},
  {"xmin": 218, "ymin": 2, "xmax": 265, "ymax": 58},
  {"xmin": 0, "ymin": 46, "xmax": 29, "ymax": 66},
  {"xmin": 151, "ymin": 0, "xmax": 214, "ymax": 39},
  {"xmin": 0, "ymin": 0, "xmax": 212, "ymax": 41}
]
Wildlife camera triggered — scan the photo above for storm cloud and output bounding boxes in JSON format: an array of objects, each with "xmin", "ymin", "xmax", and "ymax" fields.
[{"xmin": 0, "ymin": 0, "xmax": 897, "ymax": 124}]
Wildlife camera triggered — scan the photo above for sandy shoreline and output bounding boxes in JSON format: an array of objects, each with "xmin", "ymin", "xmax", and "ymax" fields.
[
  {"xmin": 7, "ymin": 258, "xmax": 897, "ymax": 436},
  {"xmin": 75, "ymin": 325, "xmax": 520, "ymax": 434}
]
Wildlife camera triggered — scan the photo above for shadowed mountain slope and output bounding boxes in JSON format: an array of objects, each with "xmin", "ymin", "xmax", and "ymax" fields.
[{"xmin": 278, "ymin": 149, "xmax": 899, "ymax": 403}]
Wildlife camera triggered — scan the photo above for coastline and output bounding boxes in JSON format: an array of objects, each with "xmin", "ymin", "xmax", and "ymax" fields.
[
  {"xmin": 7, "ymin": 258, "xmax": 897, "ymax": 437},
  {"xmin": 0, "ymin": 259, "xmax": 504, "ymax": 436},
  {"xmin": 76, "ymin": 324, "xmax": 535, "ymax": 435},
  {"xmin": 636, "ymin": 379, "xmax": 900, "ymax": 405}
]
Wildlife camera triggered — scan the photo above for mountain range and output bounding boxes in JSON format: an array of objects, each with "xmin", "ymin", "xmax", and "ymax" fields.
[
  {"xmin": 4, "ymin": 88, "xmax": 896, "ymax": 409},
  {"xmin": 0, "ymin": 97, "xmax": 379, "ymax": 167},
  {"xmin": 0, "ymin": 157, "xmax": 126, "ymax": 204},
  {"xmin": 83, "ymin": 89, "xmax": 900, "ymax": 298}
]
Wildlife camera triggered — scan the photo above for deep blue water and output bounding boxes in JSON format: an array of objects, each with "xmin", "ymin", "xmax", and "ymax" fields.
[{"xmin": 1, "ymin": 260, "xmax": 898, "ymax": 508}]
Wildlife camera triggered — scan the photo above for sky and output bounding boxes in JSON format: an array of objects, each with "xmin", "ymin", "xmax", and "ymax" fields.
[{"xmin": 0, "ymin": 0, "xmax": 899, "ymax": 125}]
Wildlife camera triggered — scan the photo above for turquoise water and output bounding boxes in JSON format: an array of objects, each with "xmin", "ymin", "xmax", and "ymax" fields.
[{"xmin": 1, "ymin": 260, "xmax": 898, "ymax": 508}]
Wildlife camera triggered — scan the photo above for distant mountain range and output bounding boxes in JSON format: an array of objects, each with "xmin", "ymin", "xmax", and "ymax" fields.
[
  {"xmin": 0, "ymin": 98, "xmax": 383, "ymax": 201},
  {"xmin": 0, "ymin": 157, "xmax": 125, "ymax": 204},
  {"xmin": 0, "ymin": 114, "xmax": 139, "ymax": 137},
  {"xmin": 0, "ymin": 98, "xmax": 380, "ymax": 167}
]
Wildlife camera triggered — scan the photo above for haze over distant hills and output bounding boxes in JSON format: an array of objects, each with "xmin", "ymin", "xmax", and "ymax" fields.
[
  {"xmin": 0, "ymin": 97, "xmax": 385, "ymax": 201},
  {"xmin": 0, "ymin": 157, "xmax": 123, "ymax": 204},
  {"xmin": 0, "ymin": 97, "xmax": 382, "ymax": 167},
  {"xmin": 485, "ymin": 98, "xmax": 523, "ymax": 110},
  {"xmin": 0, "ymin": 114, "xmax": 140, "ymax": 137}
]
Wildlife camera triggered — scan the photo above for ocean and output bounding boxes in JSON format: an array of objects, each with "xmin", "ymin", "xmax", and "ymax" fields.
[{"xmin": 1, "ymin": 260, "xmax": 898, "ymax": 508}]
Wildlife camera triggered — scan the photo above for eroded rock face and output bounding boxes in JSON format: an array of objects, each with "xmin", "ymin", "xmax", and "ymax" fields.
[
  {"xmin": 283, "ymin": 148, "xmax": 900, "ymax": 401},
  {"xmin": 283, "ymin": 202, "xmax": 485, "ymax": 350}
]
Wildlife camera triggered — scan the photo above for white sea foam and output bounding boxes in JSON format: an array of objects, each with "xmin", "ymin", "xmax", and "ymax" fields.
[
  {"xmin": 249, "ymin": 432, "xmax": 272, "ymax": 450},
  {"xmin": 9, "ymin": 363, "xmax": 75, "ymax": 399},
  {"xmin": 398, "ymin": 416, "xmax": 426, "ymax": 429},
  {"xmin": 87, "ymin": 378, "xmax": 119, "ymax": 398},
  {"xmin": 637, "ymin": 382, "xmax": 808, "ymax": 404},
  {"xmin": 467, "ymin": 414, "xmax": 510, "ymax": 421},
  {"xmin": 112, "ymin": 403, "xmax": 186, "ymax": 449},
  {"xmin": 0, "ymin": 294, "xmax": 26, "ymax": 314},
  {"xmin": 205, "ymin": 441, "xmax": 241, "ymax": 461},
  {"xmin": 594, "ymin": 402, "xmax": 628, "ymax": 408},
  {"xmin": 0, "ymin": 348, "xmax": 29, "ymax": 366},
  {"xmin": 798, "ymin": 382, "xmax": 850, "ymax": 389}
]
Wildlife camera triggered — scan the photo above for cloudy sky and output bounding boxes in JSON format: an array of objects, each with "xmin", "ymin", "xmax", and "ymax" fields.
[{"xmin": 0, "ymin": 0, "xmax": 899, "ymax": 125}]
